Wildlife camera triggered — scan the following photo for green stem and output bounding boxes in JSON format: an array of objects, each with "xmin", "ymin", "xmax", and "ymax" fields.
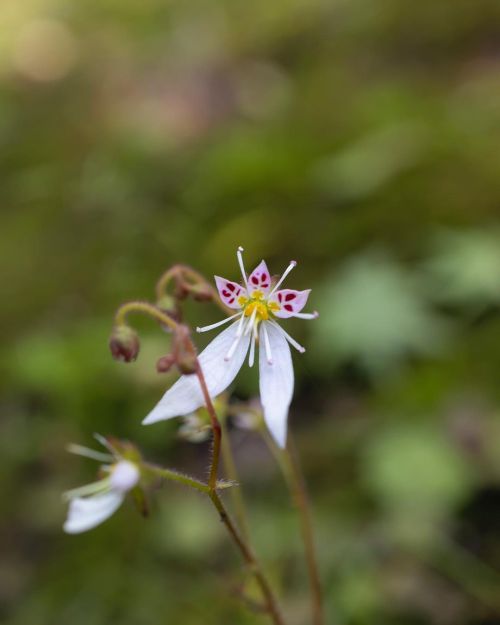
[
  {"xmin": 114, "ymin": 300, "xmax": 179, "ymax": 332},
  {"xmin": 209, "ymin": 490, "xmax": 287, "ymax": 625},
  {"xmin": 144, "ymin": 463, "xmax": 209, "ymax": 494},
  {"xmin": 261, "ymin": 427, "xmax": 324, "ymax": 625}
]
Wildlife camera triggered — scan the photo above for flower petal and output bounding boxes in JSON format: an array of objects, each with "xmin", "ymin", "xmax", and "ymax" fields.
[
  {"xmin": 110, "ymin": 460, "xmax": 140, "ymax": 492},
  {"xmin": 269, "ymin": 289, "xmax": 311, "ymax": 318},
  {"xmin": 143, "ymin": 322, "xmax": 250, "ymax": 425},
  {"xmin": 214, "ymin": 276, "xmax": 247, "ymax": 309},
  {"xmin": 63, "ymin": 491, "xmax": 124, "ymax": 534},
  {"xmin": 259, "ymin": 322, "xmax": 294, "ymax": 447},
  {"xmin": 248, "ymin": 260, "xmax": 272, "ymax": 295}
]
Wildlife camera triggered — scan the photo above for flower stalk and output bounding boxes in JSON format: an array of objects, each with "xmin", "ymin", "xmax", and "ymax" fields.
[
  {"xmin": 261, "ymin": 427, "xmax": 324, "ymax": 625},
  {"xmin": 111, "ymin": 296, "xmax": 286, "ymax": 625}
]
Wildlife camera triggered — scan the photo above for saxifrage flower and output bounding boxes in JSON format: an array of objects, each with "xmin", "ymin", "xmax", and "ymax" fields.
[
  {"xmin": 63, "ymin": 435, "xmax": 140, "ymax": 534},
  {"xmin": 143, "ymin": 247, "xmax": 318, "ymax": 447}
]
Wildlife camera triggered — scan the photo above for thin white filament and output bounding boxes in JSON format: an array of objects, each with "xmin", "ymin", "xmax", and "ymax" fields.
[
  {"xmin": 67, "ymin": 444, "xmax": 113, "ymax": 463},
  {"xmin": 270, "ymin": 320, "xmax": 305, "ymax": 353},
  {"xmin": 63, "ymin": 476, "xmax": 112, "ymax": 501},
  {"xmin": 236, "ymin": 310, "xmax": 247, "ymax": 336},
  {"xmin": 268, "ymin": 260, "xmax": 297, "ymax": 297},
  {"xmin": 244, "ymin": 307, "xmax": 258, "ymax": 336},
  {"xmin": 196, "ymin": 313, "xmax": 240, "ymax": 333},
  {"xmin": 224, "ymin": 327, "xmax": 246, "ymax": 361},
  {"xmin": 93, "ymin": 433, "xmax": 121, "ymax": 458},
  {"xmin": 237, "ymin": 246, "xmax": 250, "ymax": 291},
  {"xmin": 248, "ymin": 333, "xmax": 256, "ymax": 367},
  {"xmin": 292, "ymin": 311, "xmax": 319, "ymax": 320},
  {"xmin": 261, "ymin": 322, "xmax": 273, "ymax": 364}
]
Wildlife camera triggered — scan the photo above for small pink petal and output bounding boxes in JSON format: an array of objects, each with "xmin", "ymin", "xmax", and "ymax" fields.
[
  {"xmin": 248, "ymin": 260, "xmax": 272, "ymax": 295},
  {"xmin": 270, "ymin": 289, "xmax": 311, "ymax": 318},
  {"xmin": 214, "ymin": 276, "xmax": 246, "ymax": 309}
]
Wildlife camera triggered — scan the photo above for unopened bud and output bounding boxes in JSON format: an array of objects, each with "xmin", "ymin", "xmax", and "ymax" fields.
[
  {"xmin": 109, "ymin": 325, "xmax": 140, "ymax": 362},
  {"xmin": 156, "ymin": 354, "xmax": 176, "ymax": 373},
  {"xmin": 177, "ymin": 354, "xmax": 198, "ymax": 375},
  {"xmin": 174, "ymin": 282, "xmax": 189, "ymax": 300}
]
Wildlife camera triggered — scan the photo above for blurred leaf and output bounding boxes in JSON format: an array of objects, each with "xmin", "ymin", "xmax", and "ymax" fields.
[
  {"xmin": 314, "ymin": 252, "xmax": 447, "ymax": 374},
  {"xmin": 362, "ymin": 423, "xmax": 473, "ymax": 517},
  {"xmin": 425, "ymin": 229, "xmax": 500, "ymax": 309}
]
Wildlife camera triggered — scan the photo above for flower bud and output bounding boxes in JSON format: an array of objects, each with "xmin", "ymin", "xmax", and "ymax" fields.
[
  {"xmin": 109, "ymin": 325, "xmax": 140, "ymax": 362},
  {"xmin": 156, "ymin": 353, "xmax": 176, "ymax": 373},
  {"xmin": 177, "ymin": 354, "xmax": 198, "ymax": 375}
]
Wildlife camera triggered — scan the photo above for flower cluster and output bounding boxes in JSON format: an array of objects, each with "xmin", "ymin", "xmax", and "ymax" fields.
[
  {"xmin": 143, "ymin": 247, "xmax": 317, "ymax": 447},
  {"xmin": 64, "ymin": 248, "xmax": 317, "ymax": 532}
]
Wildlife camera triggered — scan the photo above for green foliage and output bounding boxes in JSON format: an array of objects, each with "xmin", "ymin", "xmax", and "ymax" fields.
[{"xmin": 2, "ymin": 0, "xmax": 500, "ymax": 623}]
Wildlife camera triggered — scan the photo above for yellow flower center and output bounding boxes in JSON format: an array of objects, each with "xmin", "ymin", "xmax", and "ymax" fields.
[{"xmin": 238, "ymin": 290, "xmax": 280, "ymax": 322}]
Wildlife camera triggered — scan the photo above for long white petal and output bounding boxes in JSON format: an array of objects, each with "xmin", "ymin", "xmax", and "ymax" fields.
[
  {"xmin": 143, "ymin": 322, "xmax": 250, "ymax": 425},
  {"xmin": 63, "ymin": 490, "xmax": 124, "ymax": 534},
  {"xmin": 258, "ymin": 322, "xmax": 294, "ymax": 448}
]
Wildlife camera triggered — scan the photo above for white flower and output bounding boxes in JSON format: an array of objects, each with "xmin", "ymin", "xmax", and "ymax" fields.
[
  {"xmin": 63, "ymin": 435, "xmax": 140, "ymax": 534},
  {"xmin": 143, "ymin": 247, "xmax": 318, "ymax": 447}
]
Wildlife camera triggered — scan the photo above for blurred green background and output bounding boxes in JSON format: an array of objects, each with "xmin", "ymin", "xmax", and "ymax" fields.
[{"xmin": 2, "ymin": 0, "xmax": 500, "ymax": 623}]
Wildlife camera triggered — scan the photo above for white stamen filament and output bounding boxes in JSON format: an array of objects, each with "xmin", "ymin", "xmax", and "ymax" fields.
[
  {"xmin": 224, "ymin": 327, "xmax": 245, "ymax": 361},
  {"xmin": 67, "ymin": 444, "xmax": 114, "ymax": 463},
  {"xmin": 93, "ymin": 433, "xmax": 121, "ymax": 458},
  {"xmin": 244, "ymin": 307, "xmax": 258, "ymax": 336},
  {"xmin": 236, "ymin": 311, "xmax": 247, "ymax": 336},
  {"xmin": 261, "ymin": 322, "xmax": 273, "ymax": 364},
  {"xmin": 292, "ymin": 311, "xmax": 319, "ymax": 320},
  {"xmin": 269, "ymin": 260, "xmax": 297, "ymax": 296},
  {"xmin": 196, "ymin": 312, "xmax": 241, "ymax": 333},
  {"xmin": 270, "ymin": 320, "xmax": 306, "ymax": 353},
  {"xmin": 63, "ymin": 476, "xmax": 112, "ymax": 501},
  {"xmin": 248, "ymin": 334, "xmax": 256, "ymax": 367},
  {"xmin": 237, "ymin": 246, "xmax": 250, "ymax": 291}
]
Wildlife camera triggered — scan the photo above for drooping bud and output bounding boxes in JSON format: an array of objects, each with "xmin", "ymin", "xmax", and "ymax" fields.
[
  {"xmin": 177, "ymin": 354, "xmax": 198, "ymax": 375},
  {"xmin": 109, "ymin": 325, "xmax": 140, "ymax": 362},
  {"xmin": 174, "ymin": 324, "xmax": 198, "ymax": 374},
  {"xmin": 156, "ymin": 353, "xmax": 176, "ymax": 373}
]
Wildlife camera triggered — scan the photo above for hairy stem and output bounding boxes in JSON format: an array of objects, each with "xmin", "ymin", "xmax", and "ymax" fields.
[
  {"xmin": 261, "ymin": 428, "xmax": 324, "ymax": 625},
  {"xmin": 155, "ymin": 264, "xmax": 230, "ymax": 315},
  {"xmin": 209, "ymin": 490, "xmax": 287, "ymax": 625},
  {"xmin": 114, "ymin": 300, "xmax": 178, "ymax": 332},
  {"xmin": 144, "ymin": 463, "xmax": 210, "ymax": 494},
  {"xmin": 113, "ymin": 299, "xmax": 223, "ymax": 490},
  {"xmin": 113, "ymin": 294, "xmax": 284, "ymax": 623}
]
